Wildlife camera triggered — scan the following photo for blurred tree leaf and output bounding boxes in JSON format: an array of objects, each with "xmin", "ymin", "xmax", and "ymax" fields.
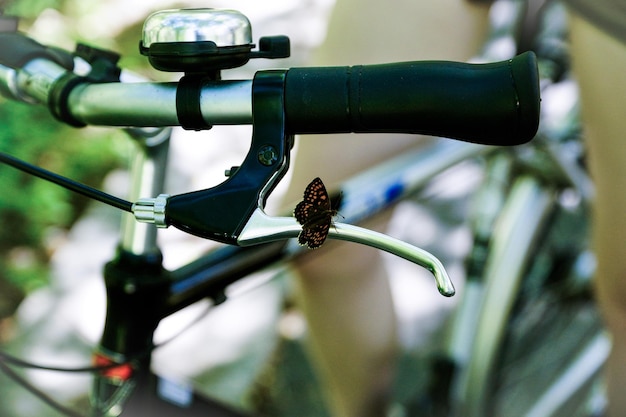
[
  {"xmin": 0, "ymin": 98, "xmax": 126, "ymax": 295},
  {"xmin": 0, "ymin": 0, "xmax": 149, "ymax": 305},
  {"xmin": 4, "ymin": 0, "xmax": 61, "ymax": 19}
]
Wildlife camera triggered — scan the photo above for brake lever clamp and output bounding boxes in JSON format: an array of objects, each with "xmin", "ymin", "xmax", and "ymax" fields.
[
  {"xmin": 238, "ymin": 208, "xmax": 455, "ymax": 297},
  {"xmin": 133, "ymin": 70, "xmax": 293, "ymax": 244}
]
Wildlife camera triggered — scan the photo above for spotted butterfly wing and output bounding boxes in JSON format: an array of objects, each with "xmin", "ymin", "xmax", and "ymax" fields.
[{"xmin": 294, "ymin": 177, "xmax": 337, "ymax": 249}]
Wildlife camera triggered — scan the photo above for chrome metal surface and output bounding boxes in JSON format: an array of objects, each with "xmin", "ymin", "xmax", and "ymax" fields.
[
  {"xmin": 0, "ymin": 59, "xmax": 67, "ymax": 103},
  {"xmin": 121, "ymin": 129, "xmax": 172, "ymax": 255},
  {"xmin": 133, "ymin": 194, "xmax": 170, "ymax": 228},
  {"xmin": 68, "ymin": 80, "xmax": 253, "ymax": 127},
  {"xmin": 0, "ymin": 63, "xmax": 19, "ymax": 101},
  {"xmin": 238, "ymin": 209, "xmax": 455, "ymax": 297},
  {"xmin": 142, "ymin": 9, "xmax": 253, "ymax": 47}
]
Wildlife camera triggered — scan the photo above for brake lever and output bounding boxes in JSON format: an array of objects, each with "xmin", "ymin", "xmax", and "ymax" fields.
[
  {"xmin": 134, "ymin": 195, "xmax": 455, "ymax": 296},
  {"xmin": 238, "ymin": 208, "xmax": 455, "ymax": 297},
  {"xmin": 130, "ymin": 69, "xmax": 454, "ymax": 296}
]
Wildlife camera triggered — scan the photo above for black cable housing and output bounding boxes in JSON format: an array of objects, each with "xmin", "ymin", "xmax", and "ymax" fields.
[{"xmin": 0, "ymin": 152, "xmax": 133, "ymax": 212}]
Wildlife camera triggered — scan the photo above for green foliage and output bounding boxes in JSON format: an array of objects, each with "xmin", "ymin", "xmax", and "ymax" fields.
[
  {"xmin": 0, "ymin": 0, "xmax": 162, "ymax": 320},
  {"xmin": 0, "ymin": 99, "xmax": 126, "ymax": 297},
  {"xmin": 0, "ymin": 0, "xmax": 143, "ymax": 303},
  {"xmin": 3, "ymin": 0, "xmax": 62, "ymax": 19}
]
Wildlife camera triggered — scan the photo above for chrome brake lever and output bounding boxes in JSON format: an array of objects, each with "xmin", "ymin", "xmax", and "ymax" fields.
[{"xmin": 238, "ymin": 208, "xmax": 455, "ymax": 297}]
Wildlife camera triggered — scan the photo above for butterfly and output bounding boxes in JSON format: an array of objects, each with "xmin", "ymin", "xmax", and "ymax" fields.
[{"xmin": 294, "ymin": 177, "xmax": 339, "ymax": 249}]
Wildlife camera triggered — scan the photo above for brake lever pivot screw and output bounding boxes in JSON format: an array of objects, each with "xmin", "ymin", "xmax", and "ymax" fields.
[{"xmin": 257, "ymin": 145, "xmax": 279, "ymax": 166}]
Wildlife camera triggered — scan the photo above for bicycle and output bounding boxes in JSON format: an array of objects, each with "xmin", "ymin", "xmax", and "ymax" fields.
[{"xmin": 0, "ymin": 1, "xmax": 598, "ymax": 416}]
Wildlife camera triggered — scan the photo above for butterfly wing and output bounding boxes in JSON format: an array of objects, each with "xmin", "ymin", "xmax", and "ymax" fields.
[
  {"xmin": 294, "ymin": 177, "xmax": 335, "ymax": 249},
  {"xmin": 294, "ymin": 200, "xmax": 314, "ymax": 225},
  {"xmin": 298, "ymin": 221, "xmax": 331, "ymax": 249},
  {"xmin": 294, "ymin": 177, "xmax": 330, "ymax": 224}
]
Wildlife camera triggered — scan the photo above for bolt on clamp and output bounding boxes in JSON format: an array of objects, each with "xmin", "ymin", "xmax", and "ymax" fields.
[{"xmin": 132, "ymin": 194, "xmax": 170, "ymax": 228}]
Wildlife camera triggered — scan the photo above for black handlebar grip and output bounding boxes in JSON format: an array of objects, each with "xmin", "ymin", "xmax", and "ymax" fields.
[
  {"xmin": 0, "ymin": 33, "xmax": 74, "ymax": 70},
  {"xmin": 284, "ymin": 51, "xmax": 540, "ymax": 145}
]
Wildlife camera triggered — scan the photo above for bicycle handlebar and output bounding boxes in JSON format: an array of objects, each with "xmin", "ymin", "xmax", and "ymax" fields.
[{"xmin": 0, "ymin": 32, "xmax": 540, "ymax": 145}]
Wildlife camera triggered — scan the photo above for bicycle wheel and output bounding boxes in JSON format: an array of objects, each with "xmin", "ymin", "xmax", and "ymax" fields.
[
  {"xmin": 490, "ymin": 200, "xmax": 606, "ymax": 417},
  {"xmin": 461, "ymin": 177, "xmax": 606, "ymax": 417}
]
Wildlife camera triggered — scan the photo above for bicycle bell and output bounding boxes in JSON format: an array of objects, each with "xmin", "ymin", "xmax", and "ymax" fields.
[{"xmin": 140, "ymin": 8, "xmax": 290, "ymax": 73}]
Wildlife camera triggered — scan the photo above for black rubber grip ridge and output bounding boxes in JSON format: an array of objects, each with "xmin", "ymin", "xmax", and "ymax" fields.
[{"xmin": 284, "ymin": 51, "xmax": 540, "ymax": 146}]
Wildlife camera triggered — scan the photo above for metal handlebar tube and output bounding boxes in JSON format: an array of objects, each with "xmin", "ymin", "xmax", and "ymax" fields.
[
  {"xmin": 0, "ymin": 58, "xmax": 69, "ymax": 103},
  {"xmin": 64, "ymin": 53, "xmax": 540, "ymax": 145},
  {"xmin": 1, "ymin": 31, "xmax": 540, "ymax": 146},
  {"xmin": 66, "ymin": 80, "xmax": 253, "ymax": 127}
]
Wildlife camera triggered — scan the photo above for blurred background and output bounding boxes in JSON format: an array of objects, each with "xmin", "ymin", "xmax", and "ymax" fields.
[{"xmin": 0, "ymin": 1, "xmax": 477, "ymax": 416}]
